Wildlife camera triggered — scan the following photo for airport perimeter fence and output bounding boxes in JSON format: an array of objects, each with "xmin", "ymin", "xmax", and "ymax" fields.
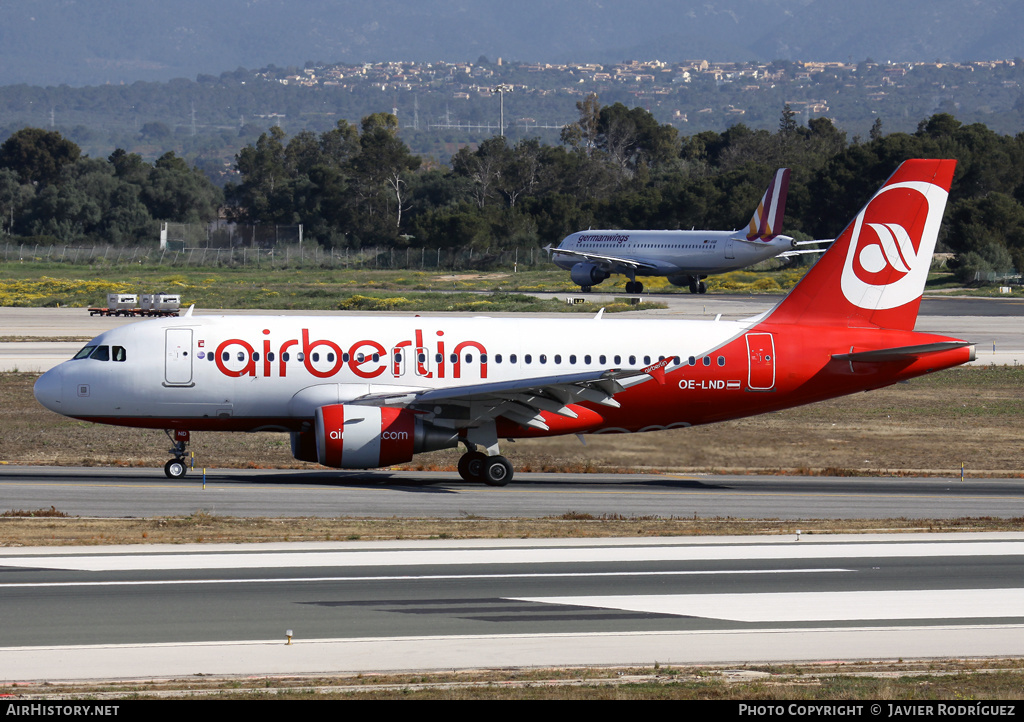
[{"xmin": 1, "ymin": 242, "xmax": 551, "ymax": 272}]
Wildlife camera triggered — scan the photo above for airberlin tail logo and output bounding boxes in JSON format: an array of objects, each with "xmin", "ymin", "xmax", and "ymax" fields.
[{"xmin": 840, "ymin": 180, "xmax": 948, "ymax": 311}]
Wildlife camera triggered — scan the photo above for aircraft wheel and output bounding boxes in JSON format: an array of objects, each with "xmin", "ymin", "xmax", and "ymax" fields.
[
  {"xmin": 164, "ymin": 458, "xmax": 188, "ymax": 479},
  {"xmin": 634, "ymin": 281, "xmax": 643, "ymax": 293},
  {"xmin": 625, "ymin": 282, "xmax": 636, "ymax": 293},
  {"xmin": 581, "ymin": 285, "xmax": 591, "ymax": 293},
  {"xmin": 698, "ymin": 281, "xmax": 707, "ymax": 294},
  {"xmin": 458, "ymin": 451, "xmax": 487, "ymax": 482},
  {"xmin": 482, "ymin": 456, "xmax": 513, "ymax": 487},
  {"xmin": 688, "ymin": 281, "xmax": 698, "ymax": 294}
]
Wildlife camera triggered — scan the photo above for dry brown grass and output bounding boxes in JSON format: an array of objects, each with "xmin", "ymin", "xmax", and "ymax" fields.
[
  {"xmin": 4, "ymin": 366, "xmax": 1022, "ymax": 476},
  {"xmin": 4, "ymin": 512, "xmax": 1021, "ymax": 547}
]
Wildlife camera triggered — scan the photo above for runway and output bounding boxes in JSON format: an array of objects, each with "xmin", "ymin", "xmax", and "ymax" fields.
[
  {"xmin": 4, "ymin": 466, "xmax": 1024, "ymax": 519},
  {"xmin": 1, "ymin": 533, "xmax": 1022, "ymax": 680},
  {"xmin": 3, "ymin": 296, "xmax": 1024, "ymax": 371},
  {"xmin": 3, "ymin": 298, "xmax": 1024, "ymax": 680}
]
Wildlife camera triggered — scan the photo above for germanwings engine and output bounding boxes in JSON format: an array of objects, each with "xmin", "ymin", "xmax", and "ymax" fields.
[
  {"xmin": 291, "ymin": 406, "xmax": 458, "ymax": 469},
  {"xmin": 569, "ymin": 262, "xmax": 610, "ymax": 288}
]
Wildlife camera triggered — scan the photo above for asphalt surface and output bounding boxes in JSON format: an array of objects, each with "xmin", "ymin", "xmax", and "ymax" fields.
[
  {"xmin": 2, "ymin": 533, "xmax": 1023, "ymax": 679},
  {"xmin": 2, "ymin": 466, "xmax": 1024, "ymax": 519}
]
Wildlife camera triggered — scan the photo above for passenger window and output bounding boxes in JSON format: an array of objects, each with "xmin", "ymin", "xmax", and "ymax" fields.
[{"xmin": 717, "ymin": 356, "xmax": 725, "ymax": 367}]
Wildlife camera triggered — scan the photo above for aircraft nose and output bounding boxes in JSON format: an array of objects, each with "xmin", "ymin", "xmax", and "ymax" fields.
[{"xmin": 33, "ymin": 365, "xmax": 64, "ymax": 413}]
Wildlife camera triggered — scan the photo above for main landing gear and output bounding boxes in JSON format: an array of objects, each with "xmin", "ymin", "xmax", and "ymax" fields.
[
  {"xmin": 625, "ymin": 281, "xmax": 644, "ymax": 294},
  {"xmin": 457, "ymin": 447, "xmax": 514, "ymax": 486},
  {"xmin": 164, "ymin": 429, "xmax": 192, "ymax": 479},
  {"xmin": 688, "ymin": 276, "xmax": 707, "ymax": 294}
]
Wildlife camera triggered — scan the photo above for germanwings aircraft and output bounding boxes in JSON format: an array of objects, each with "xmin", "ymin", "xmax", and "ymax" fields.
[
  {"xmin": 34, "ymin": 159, "xmax": 972, "ymax": 486},
  {"xmin": 547, "ymin": 168, "xmax": 816, "ymax": 294}
]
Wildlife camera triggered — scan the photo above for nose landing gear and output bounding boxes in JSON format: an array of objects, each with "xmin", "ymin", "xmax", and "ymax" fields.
[{"xmin": 164, "ymin": 429, "xmax": 192, "ymax": 479}]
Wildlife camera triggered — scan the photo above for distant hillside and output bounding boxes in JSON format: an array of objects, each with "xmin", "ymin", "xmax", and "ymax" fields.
[{"xmin": 1, "ymin": 0, "xmax": 1022, "ymax": 87}]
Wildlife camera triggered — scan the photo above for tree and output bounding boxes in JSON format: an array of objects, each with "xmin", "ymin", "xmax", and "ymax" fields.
[
  {"xmin": 0, "ymin": 128, "xmax": 81, "ymax": 186},
  {"xmin": 354, "ymin": 113, "xmax": 421, "ymax": 235}
]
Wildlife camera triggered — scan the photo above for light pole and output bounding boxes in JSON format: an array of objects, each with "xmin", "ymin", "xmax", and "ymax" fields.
[{"xmin": 493, "ymin": 84, "xmax": 513, "ymax": 137}]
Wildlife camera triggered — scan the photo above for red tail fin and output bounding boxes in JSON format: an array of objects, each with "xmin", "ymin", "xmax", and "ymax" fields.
[{"xmin": 767, "ymin": 159, "xmax": 956, "ymax": 331}]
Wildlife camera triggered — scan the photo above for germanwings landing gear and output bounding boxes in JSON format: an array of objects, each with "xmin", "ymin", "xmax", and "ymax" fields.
[
  {"xmin": 164, "ymin": 429, "xmax": 191, "ymax": 479},
  {"xmin": 687, "ymin": 276, "xmax": 707, "ymax": 294},
  {"xmin": 625, "ymin": 281, "xmax": 644, "ymax": 294}
]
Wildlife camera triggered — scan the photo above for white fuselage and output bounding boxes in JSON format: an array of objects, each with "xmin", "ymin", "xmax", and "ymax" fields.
[
  {"xmin": 552, "ymin": 229, "xmax": 796, "ymax": 277},
  {"xmin": 34, "ymin": 313, "xmax": 751, "ymax": 431}
]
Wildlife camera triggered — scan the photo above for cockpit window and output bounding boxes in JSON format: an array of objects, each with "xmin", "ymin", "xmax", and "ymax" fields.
[
  {"xmin": 73, "ymin": 346, "xmax": 96, "ymax": 360},
  {"xmin": 90, "ymin": 346, "xmax": 110, "ymax": 361},
  {"xmin": 112, "ymin": 346, "xmax": 126, "ymax": 362}
]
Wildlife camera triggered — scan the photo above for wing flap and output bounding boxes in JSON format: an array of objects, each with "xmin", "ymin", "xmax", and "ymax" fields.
[{"xmin": 348, "ymin": 368, "xmax": 654, "ymax": 430}]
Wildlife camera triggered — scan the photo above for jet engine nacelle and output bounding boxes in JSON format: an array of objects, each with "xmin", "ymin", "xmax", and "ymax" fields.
[
  {"xmin": 666, "ymin": 274, "xmax": 692, "ymax": 287},
  {"xmin": 292, "ymin": 405, "xmax": 458, "ymax": 469},
  {"xmin": 570, "ymin": 262, "xmax": 609, "ymax": 287}
]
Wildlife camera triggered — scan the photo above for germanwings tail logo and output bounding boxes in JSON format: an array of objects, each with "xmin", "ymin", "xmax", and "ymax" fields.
[
  {"xmin": 766, "ymin": 159, "xmax": 956, "ymax": 331},
  {"xmin": 840, "ymin": 179, "xmax": 949, "ymax": 311},
  {"xmin": 746, "ymin": 168, "xmax": 790, "ymax": 241}
]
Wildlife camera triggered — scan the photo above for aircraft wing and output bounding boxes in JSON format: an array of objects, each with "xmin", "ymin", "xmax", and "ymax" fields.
[
  {"xmin": 349, "ymin": 367, "xmax": 657, "ymax": 432},
  {"xmin": 543, "ymin": 245, "xmax": 661, "ymax": 271}
]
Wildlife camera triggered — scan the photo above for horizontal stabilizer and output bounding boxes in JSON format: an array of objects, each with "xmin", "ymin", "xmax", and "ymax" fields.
[{"xmin": 832, "ymin": 341, "xmax": 974, "ymax": 363}]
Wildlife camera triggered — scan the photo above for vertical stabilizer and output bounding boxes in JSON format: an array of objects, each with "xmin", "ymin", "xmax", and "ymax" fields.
[
  {"xmin": 766, "ymin": 159, "xmax": 956, "ymax": 331},
  {"xmin": 746, "ymin": 168, "xmax": 791, "ymax": 240}
]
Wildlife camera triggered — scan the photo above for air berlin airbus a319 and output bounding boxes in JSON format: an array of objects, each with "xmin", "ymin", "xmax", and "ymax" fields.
[{"xmin": 34, "ymin": 159, "xmax": 973, "ymax": 486}]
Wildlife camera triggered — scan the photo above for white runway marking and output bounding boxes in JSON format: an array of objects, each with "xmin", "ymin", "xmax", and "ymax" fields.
[
  {"xmin": 1, "ymin": 540, "xmax": 1022, "ymax": 572},
  {"xmin": 0, "ymin": 568, "xmax": 851, "ymax": 588},
  {"xmin": 514, "ymin": 588, "xmax": 1024, "ymax": 622}
]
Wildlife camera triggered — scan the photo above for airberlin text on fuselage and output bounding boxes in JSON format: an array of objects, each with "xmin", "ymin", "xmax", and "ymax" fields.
[{"xmin": 209, "ymin": 328, "xmax": 487, "ymax": 380}]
